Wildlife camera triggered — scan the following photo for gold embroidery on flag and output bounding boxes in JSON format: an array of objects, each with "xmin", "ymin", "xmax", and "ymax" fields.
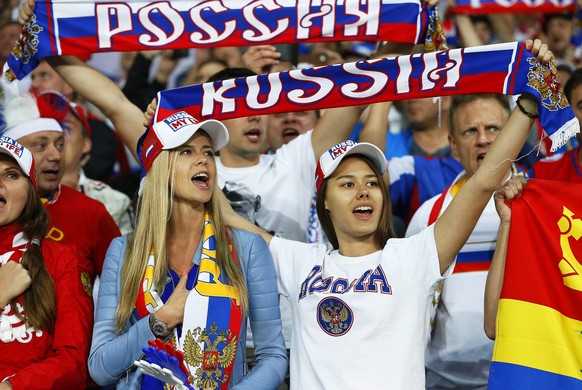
[
  {"xmin": 11, "ymin": 14, "xmax": 42, "ymax": 65},
  {"xmin": 526, "ymin": 57, "xmax": 568, "ymax": 112},
  {"xmin": 183, "ymin": 322, "xmax": 237, "ymax": 389},
  {"xmin": 557, "ymin": 206, "xmax": 582, "ymax": 292}
]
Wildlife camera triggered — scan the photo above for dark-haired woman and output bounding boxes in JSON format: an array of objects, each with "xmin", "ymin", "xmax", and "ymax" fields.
[
  {"xmin": 0, "ymin": 136, "xmax": 93, "ymax": 389},
  {"xmin": 221, "ymin": 39, "xmax": 552, "ymax": 390}
]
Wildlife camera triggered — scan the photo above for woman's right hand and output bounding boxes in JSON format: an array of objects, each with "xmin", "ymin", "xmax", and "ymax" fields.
[
  {"xmin": 0, "ymin": 262, "xmax": 31, "ymax": 307},
  {"xmin": 494, "ymin": 176, "xmax": 528, "ymax": 225},
  {"xmin": 154, "ymin": 272, "xmax": 189, "ymax": 330},
  {"xmin": 144, "ymin": 98, "xmax": 157, "ymax": 128}
]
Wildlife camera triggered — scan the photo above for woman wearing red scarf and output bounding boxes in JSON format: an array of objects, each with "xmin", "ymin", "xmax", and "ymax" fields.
[{"xmin": 0, "ymin": 136, "xmax": 93, "ymax": 390}]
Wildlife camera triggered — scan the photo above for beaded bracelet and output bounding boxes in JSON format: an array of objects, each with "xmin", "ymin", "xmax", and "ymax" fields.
[{"xmin": 516, "ymin": 95, "xmax": 538, "ymax": 119}]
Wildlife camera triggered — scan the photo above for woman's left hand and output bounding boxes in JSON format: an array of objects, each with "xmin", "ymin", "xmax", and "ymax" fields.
[
  {"xmin": 494, "ymin": 176, "xmax": 528, "ymax": 225},
  {"xmin": 524, "ymin": 39, "xmax": 554, "ymax": 65},
  {"xmin": 17, "ymin": 0, "xmax": 35, "ymax": 25}
]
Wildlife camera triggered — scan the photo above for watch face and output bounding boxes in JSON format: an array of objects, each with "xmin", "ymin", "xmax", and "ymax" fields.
[{"xmin": 153, "ymin": 322, "xmax": 168, "ymax": 337}]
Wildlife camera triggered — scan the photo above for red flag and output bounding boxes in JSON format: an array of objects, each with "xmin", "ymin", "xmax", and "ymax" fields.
[{"xmin": 489, "ymin": 179, "xmax": 582, "ymax": 389}]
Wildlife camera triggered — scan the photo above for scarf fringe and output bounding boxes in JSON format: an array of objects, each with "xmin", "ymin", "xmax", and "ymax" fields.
[{"xmin": 548, "ymin": 117, "xmax": 580, "ymax": 152}]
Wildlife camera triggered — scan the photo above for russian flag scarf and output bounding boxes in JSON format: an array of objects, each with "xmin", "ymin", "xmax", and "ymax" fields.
[
  {"xmin": 134, "ymin": 212, "xmax": 243, "ymax": 390},
  {"xmin": 151, "ymin": 41, "xmax": 579, "ymax": 152},
  {"xmin": 6, "ymin": 0, "xmax": 441, "ymax": 80}
]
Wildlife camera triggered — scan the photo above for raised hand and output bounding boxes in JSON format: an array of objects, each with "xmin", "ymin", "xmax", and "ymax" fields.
[
  {"xmin": 17, "ymin": 0, "xmax": 35, "ymax": 25},
  {"xmin": 494, "ymin": 176, "xmax": 528, "ymax": 224},
  {"xmin": 524, "ymin": 39, "xmax": 554, "ymax": 65},
  {"xmin": 144, "ymin": 98, "xmax": 157, "ymax": 128},
  {"xmin": 242, "ymin": 45, "xmax": 281, "ymax": 74}
]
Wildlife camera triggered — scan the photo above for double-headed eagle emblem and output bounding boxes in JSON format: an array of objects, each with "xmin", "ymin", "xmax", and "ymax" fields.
[
  {"xmin": 318, "ymin": 297, "xmax": 353, "ymax": 336},
  {"xmin": 525, "ymin": 57, "xmax": 569, "ymax": 112},
  {"xmin": 11, "ymin": 14, "xmax": 42, "ymax": 65},
  {"xmin": 183, "ymin": 322, "xmax": 237, "ymax": 389}
]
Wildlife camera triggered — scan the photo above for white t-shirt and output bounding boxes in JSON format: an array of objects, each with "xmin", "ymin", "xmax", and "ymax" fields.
[
  {"xmin": 406, "ymin": 171, "xmax": 499, "ymax": 389},
  {"xmin": 270, "ymin": 224, "xmax": 449, "ymax": 390},
  {"xmin": 218, "ymin": 131, "xmax": 316, "ymax": 348},
  {"xmin": 217, "ymin": 131, "xmax": 315, "ymax": 243}
]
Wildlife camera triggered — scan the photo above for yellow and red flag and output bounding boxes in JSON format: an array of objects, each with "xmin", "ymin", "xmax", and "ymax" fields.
[{"xmin": 489, "ymin": 179, "xmax": 582, "ymax": 389}]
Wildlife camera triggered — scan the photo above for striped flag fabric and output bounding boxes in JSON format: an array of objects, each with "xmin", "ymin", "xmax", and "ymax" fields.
[
  {"xmin": 489, "ymin": 178, "xmax": 582, "ymax": 389},
  {"xmin": 147, "ymin": 42, "xmax": 579, "ymax": 153},
  {"xmin": 7, "ymin": 0, "xmax": 434, "ymax": 79}
]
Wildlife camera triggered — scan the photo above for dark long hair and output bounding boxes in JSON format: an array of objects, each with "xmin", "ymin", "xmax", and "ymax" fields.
[
  {"xmin": 315, "ymin": 155, "xmax": 395, "ymax": 250},
  {"xmin": 14, "ymin": 179, "xmax": 55, "ymax": 334}
]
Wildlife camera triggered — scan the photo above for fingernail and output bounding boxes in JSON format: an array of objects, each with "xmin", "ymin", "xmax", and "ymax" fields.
[{"xmin": 182, "ymin": 270, "xmax": 187, "ymax": 276}]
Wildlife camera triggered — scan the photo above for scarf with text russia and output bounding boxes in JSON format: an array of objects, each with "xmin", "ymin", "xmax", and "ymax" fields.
[
  {"xmin": 449, "ymin": 0, "xmax": 575, "ymax": 14},
  {"xmin": 489, "ymin": 179, "xmax": 582, "ymax": 389},
  {"xmin": 147, "ymin": 42, "xmax": 579, "ymax": 153},
  {"xmin": 6, "ymin": 0, "xmax": 441, "ymax": 80}
]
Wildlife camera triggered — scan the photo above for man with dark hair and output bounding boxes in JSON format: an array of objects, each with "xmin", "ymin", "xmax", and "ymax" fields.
[{"xmin": 542, "ymin": 12, "xmax": 575, "ymax": 61}]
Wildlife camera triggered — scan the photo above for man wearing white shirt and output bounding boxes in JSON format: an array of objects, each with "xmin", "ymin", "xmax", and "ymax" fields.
[{"xmin": 406, "ymin": 94, "xmax": 528, "ymax": 389}]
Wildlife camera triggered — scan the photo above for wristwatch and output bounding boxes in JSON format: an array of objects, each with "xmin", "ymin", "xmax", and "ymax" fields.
[{"xmin": 149, "ymin": 312, "xmax": 170, "ymax": 338}]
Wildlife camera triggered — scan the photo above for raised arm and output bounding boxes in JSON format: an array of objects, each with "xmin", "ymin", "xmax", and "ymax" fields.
[
  {"xmin": 311, "ymin": 105, "xmax": 368, "ymax": 161},
  {"xmin": 18, "ymin": 0, "xmax": 144, "ymax": 160},
  {"xmin": 434, "ymin": 40, "xmax": 552, "ymax": 274},
  {"xmin": 484, "ymin": 176, "xmax": 527, "ymax": 339},
  {"xmin": 218, "ymin": 189, "xmax": 274, "ymax": 245},
  {"xmin": 357, "ymin": 102, "xmax": 391, "ymax": 153},
  {"xmin": 454, "ymin": 14, "xmax": 485, "ymax": 47},
  {"xmin": 47, "ymin": 56, "xmax": 144, "ymax": 161}
]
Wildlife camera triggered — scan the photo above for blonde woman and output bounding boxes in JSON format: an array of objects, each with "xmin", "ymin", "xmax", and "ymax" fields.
[{"xmin": 88, "ymin": 114, "xmax": 287, "ymax": 389}]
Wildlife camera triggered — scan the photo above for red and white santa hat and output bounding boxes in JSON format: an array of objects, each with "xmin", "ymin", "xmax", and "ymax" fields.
[
  {"xmin": 138, "ymin": 110, "xmax": 229, "ymax": 173},
  {"xmin": 0, "ymin": 136, "xmax": 37, "ymax": 189},
  {"xmin": 315, "ymin": 140, "xmax": 387, "ymax": 193}
]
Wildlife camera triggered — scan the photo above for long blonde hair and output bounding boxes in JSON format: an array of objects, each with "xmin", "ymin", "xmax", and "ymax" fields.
[{"xmin": 116, "ymin": 149, "xmax": 248, "ymax": 332}]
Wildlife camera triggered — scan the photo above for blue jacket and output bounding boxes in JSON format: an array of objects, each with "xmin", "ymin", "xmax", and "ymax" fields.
[{"xmin": 89, "ymin": 229, "xmax": 287, "ymax": 389}]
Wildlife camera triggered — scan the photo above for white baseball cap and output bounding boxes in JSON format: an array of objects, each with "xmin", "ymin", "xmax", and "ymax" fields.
[
  {"xmin": 315, "ymin": 140, "xmax": 386, "ymax": 193},
  {"xmin": 0, "ymin": 136, "xmax": 37, "ymax": 189},
  {"xmin": 138, "ymin": 111, "xmax": 229, "ymax": 173}
]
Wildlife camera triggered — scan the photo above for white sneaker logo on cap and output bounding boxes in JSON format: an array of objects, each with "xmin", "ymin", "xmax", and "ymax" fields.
[{"xmin": 163, "ymin": 111, "xmax": 199, "ymax": 132}]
